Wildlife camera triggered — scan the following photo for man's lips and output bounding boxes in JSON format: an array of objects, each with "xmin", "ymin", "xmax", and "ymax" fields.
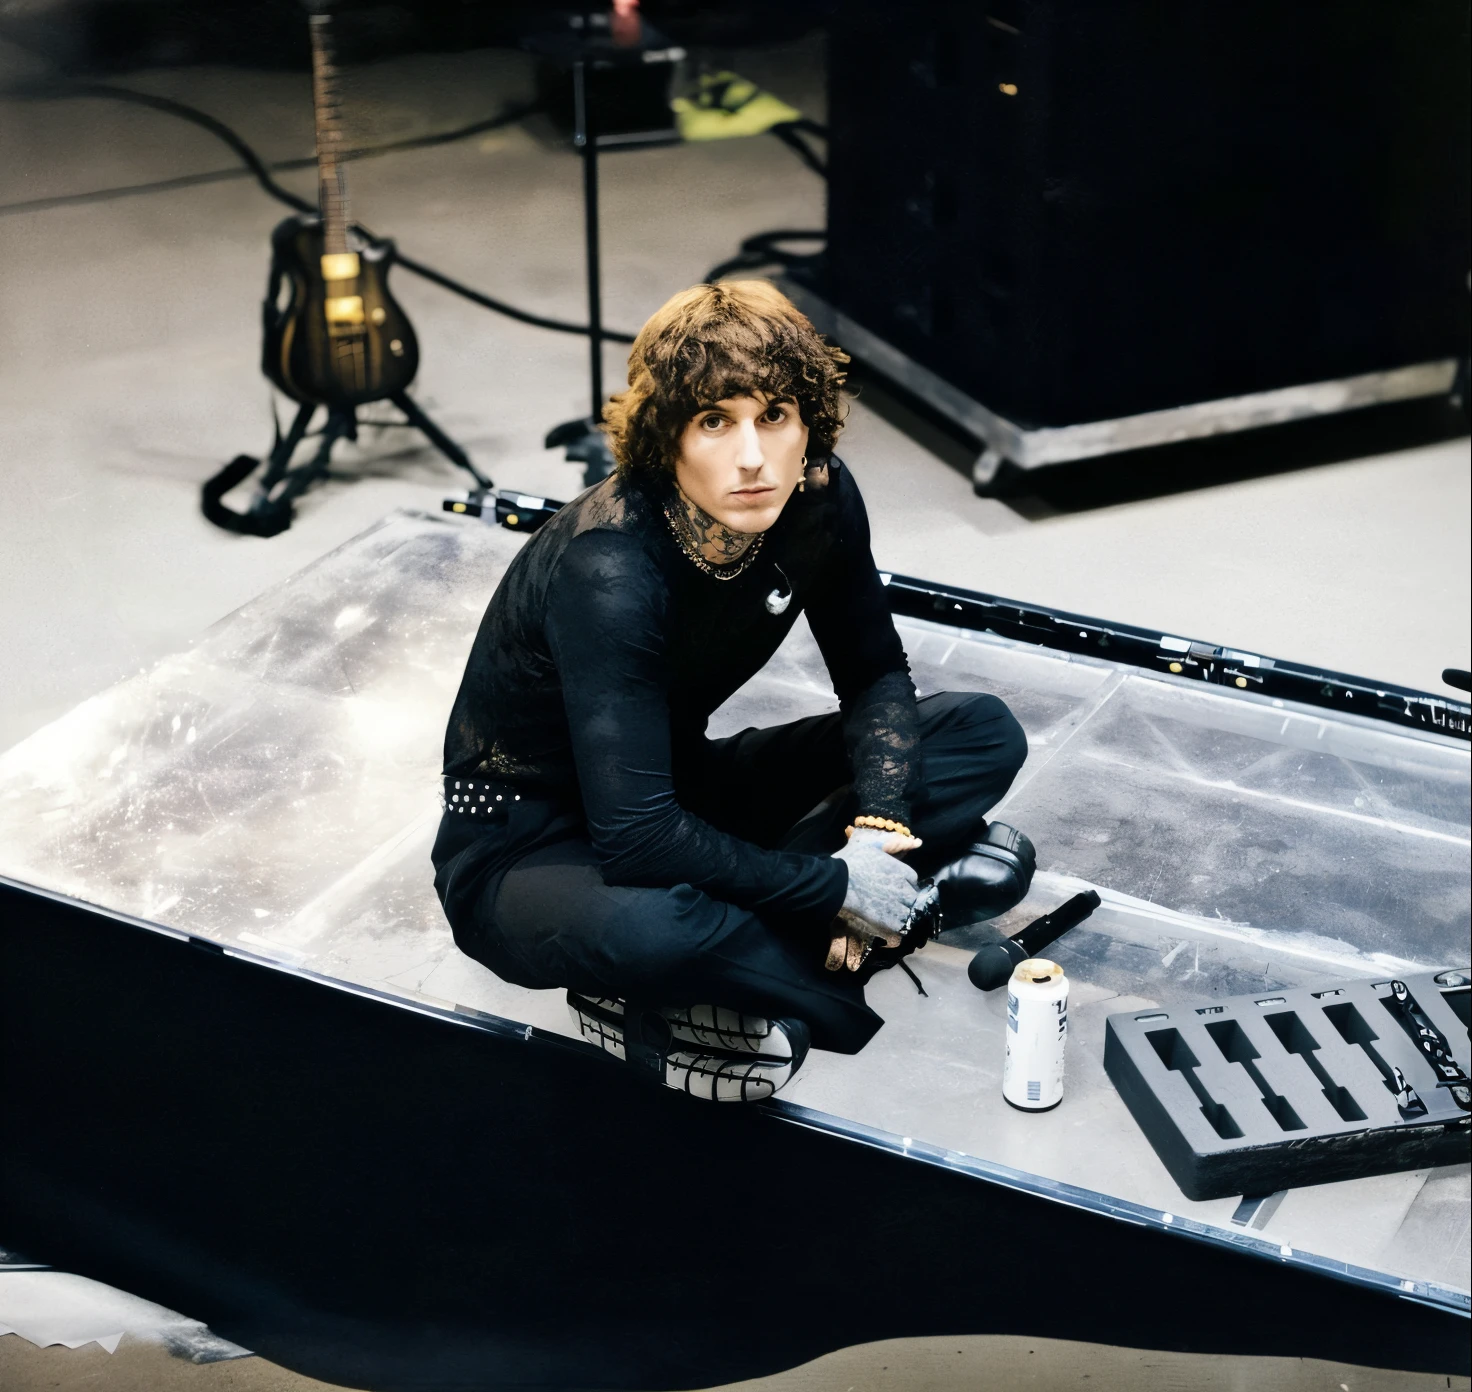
[{"xmin": 730, "ymin": 486, "xmax": 776, "ymax": 498}]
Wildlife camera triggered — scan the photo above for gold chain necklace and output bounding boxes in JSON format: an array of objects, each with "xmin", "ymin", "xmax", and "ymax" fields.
[{"xmin": 661, "ymin": 498, "xmax": 766, "ymax": 580}]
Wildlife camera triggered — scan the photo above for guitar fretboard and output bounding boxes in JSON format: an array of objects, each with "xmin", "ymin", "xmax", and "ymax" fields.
[{"xmin": 308, "ymin": 13, "xmax": 351, "ymax": 256}]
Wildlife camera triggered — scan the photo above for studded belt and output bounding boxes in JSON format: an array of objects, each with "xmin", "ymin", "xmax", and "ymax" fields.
[{"xmin": 442, "ymin": 776, "xmax": 524, "ymax": 817}]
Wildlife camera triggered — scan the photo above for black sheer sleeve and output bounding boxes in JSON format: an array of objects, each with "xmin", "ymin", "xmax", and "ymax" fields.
[
  {"xmin": 546, "ymin": 529, "xmax": 849, "ymax": 920},
  {"xmin": 803, "ymin": 465, "xmax": 921, "ymax": 826}
]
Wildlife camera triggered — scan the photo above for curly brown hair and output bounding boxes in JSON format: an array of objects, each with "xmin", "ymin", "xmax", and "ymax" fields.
[{"xmin": 603, "ymin": 280, "xmax": 849, "ymax": 482}]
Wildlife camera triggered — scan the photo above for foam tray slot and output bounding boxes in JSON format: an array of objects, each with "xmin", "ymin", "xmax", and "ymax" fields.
[
  {"xmin": 1262, "ymin": 1009, "xmax": 1367, "ymax": 1124},
  {"xmin": 1104, "ymin": 968, "xmax": 1472, "ymax": 1201}
]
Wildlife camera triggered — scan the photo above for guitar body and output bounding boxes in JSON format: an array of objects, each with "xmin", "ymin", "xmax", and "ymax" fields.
[{"xmin": 262, "ymin": 215, "xmax": 420, "ymax": 409}]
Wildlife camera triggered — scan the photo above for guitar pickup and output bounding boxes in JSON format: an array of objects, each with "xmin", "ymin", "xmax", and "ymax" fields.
[
  {"xmin": 324, "ymin": 295, "xmax": 365, "ymax": 329},
  {"xmin": 320, "ymin": 252, "xmax": 360, "ymax": 281}
]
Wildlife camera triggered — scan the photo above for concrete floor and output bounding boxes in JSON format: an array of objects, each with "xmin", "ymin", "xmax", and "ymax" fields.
[
  {"xmin": 1, "ymin": 34, "xmax": 1468, "ymax": 757},
  {"xmin": 0, "ymin": 23, "xmax": 1468, "ymax": 1392},
  {"xmin": 4, "ymin": 1328, "xmax": 1471, "ymax": 1392}
]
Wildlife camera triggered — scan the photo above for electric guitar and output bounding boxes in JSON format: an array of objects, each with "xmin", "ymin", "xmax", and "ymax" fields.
[{"xmin": 262, "ymin": 3, "xmax": 419, "ymax": 408}]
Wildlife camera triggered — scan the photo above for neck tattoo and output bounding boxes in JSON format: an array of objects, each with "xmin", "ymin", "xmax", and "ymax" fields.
[{"xmin": 663, "ymin": 489, "xmax": 765, "ymax": 579}]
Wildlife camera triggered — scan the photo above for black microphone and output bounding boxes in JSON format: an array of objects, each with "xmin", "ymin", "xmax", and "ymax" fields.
[{"xmin": 966, "ymin": 890, "xmax": 1102, "ymax": 992}]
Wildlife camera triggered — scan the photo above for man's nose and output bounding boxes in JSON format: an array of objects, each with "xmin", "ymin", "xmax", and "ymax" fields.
[{"xmin": 735, "ymin": 420, "xmax": 765, "ymax": 469}]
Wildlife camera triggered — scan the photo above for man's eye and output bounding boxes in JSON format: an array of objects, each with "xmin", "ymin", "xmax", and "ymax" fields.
[
  {"xmin": 764, "ymin": 406, "xmax": 786, "ymax": 422},
  {"xmin": 700, "ymin": 415, "xmax": 725, "ymax": 430}
]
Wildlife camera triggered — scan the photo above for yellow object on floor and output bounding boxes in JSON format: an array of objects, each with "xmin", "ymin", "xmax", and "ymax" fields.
[{"xmin": 673, "ymin": 72, "xmax": 801, "ymax": 141}]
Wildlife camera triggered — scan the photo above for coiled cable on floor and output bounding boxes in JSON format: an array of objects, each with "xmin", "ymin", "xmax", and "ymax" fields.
[{"xmin": 704, "ymin": 227, "xmax": 826, "ymax": 284}]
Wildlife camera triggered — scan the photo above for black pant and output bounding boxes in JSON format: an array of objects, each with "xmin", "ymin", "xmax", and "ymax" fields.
[{"xmin": 434, "ymin": 691, "xmax": 1026, "ymax": 1054}]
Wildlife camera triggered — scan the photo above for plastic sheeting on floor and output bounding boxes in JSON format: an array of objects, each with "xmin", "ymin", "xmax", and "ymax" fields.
[{"xmin": 0, "ymin": 509, "xmax": 1465, "ymax": 1302}]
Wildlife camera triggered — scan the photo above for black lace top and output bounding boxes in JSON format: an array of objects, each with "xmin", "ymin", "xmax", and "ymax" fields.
[{"xmin": 442, "ymin": 458, "xmax": 919, "ymax": 919}]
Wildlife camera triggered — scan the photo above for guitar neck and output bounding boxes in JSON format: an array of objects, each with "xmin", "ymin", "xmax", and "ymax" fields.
[{"xmin": 308, "ymin": 12, "xmax": 351, "ymax": 256}]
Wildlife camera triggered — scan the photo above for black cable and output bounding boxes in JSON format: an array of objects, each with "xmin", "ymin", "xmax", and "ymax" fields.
[
  {"xmin": 4, "ymin": 80, "xmax": 638, "ymax": 341},
  {"xmin": 62, "ymin": 83, "xmax": 313, "ymax": 214},
  {"xmin": 768, "ymin": 121, "xmax": 827, "ymax": 179},
  {"xmin": 393, "ymin": 249, "xmax": 636, "ymax": 343},
  {"xmin": 705, "ymin": 228, "xmax": 825, "ymax": 284},
  {"xmin": 0, "ymin": 83, "xmax": 536, "ymax": 218},
  {"xmin": 744, "ymin": 228, "xmax": 826, "ymax": 250},
  {"xmin": 1, "ymin": 164, "xmax": 301, "ymax": 218},
  {"xmin": 5, "ymin": 79, "xmax": 824, "ymax": 342},
  {"xmin": 3, "ymin": 86, "xmax": 831, "ymax": 218}
]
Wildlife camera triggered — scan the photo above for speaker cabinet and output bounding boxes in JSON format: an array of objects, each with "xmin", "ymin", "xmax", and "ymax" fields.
[{"xmin": 821, "ymin": 1, "xmax": 1470, "ymax": 430}]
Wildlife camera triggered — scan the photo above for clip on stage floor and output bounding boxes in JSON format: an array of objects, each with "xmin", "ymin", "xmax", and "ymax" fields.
[{"xmin": 1, "ymin": 509, "xmax": 1468, "ymax": 1390}]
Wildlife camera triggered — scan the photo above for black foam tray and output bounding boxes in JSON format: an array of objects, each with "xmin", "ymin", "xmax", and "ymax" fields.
[{"xmin": 1104, "ymin": 968, "xmax": 1471, "ymax": 1201}]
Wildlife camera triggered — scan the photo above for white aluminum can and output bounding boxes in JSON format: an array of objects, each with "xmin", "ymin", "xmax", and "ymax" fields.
[{"xmin": 1003, "ymin": 958, "xmax": 1068, "ymax": 1111}]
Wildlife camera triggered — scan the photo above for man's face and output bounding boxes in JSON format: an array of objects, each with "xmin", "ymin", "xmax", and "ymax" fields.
[{"xmin": 673, "ymin": 392, "xmax": 809, "ymax": 534}]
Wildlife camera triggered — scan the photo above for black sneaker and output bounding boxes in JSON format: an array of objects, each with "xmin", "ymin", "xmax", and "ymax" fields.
[{"xmin": 566, "ymin": 994, "xmax": 811, "ymax": 1102}]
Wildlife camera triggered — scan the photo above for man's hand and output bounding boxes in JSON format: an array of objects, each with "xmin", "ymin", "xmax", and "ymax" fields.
[{"xmin": 829, "ymin": 827, "xmax": 923, "ymax": 967}]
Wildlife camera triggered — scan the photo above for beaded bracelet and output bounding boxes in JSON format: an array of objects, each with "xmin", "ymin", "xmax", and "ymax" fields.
[{"xmin": 845, "ymin": 814, "xmax": 914, "ymax": 840}]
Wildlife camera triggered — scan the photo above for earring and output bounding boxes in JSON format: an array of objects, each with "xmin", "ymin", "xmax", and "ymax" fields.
[{"xmin": 798, "ymin": 455, "xmax": 808, "ymax": 492}]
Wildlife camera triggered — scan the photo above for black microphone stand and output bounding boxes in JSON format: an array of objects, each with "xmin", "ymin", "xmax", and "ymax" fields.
[
  {"xmin": 444, "ymin": 10, "xmax": 681, "ymax": 519},
  {"xmin": 544, "ymin": 53, "xmax": 619, "ymax": 486}
]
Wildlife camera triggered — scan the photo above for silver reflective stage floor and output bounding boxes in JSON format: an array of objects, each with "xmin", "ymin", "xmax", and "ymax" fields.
[{"xmin": 1, "ymin": 510, "xmax": 1467, "ymax": 1305}]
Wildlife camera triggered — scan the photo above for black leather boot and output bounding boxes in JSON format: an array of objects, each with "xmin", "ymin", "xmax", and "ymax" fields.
[{"xmin": 933, "ymin": 821, "xmax": 1037, "ymax": 926}]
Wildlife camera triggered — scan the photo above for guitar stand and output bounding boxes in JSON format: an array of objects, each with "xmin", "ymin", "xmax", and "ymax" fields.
[{"xmin": 202, "ymin": 392, "xmax": 492, "ymax": 537}]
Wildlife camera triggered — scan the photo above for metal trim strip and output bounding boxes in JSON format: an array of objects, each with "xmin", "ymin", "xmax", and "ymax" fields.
[
  {"xmin": 882, "ymin": 573, "xmax": 1472, "ymax": 741},
  {"xmin": 781, "ymin": 279, "xmax": 1457, "ymax": 468}
]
